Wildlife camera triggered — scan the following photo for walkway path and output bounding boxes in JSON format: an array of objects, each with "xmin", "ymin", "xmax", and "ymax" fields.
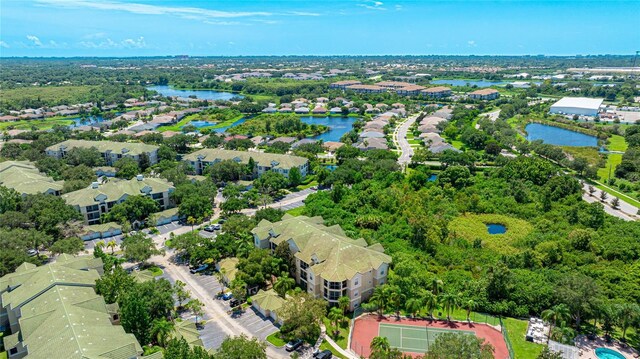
[{"xmin": 582, "ymin": 182, "xmax": 638, "ymax": 221}]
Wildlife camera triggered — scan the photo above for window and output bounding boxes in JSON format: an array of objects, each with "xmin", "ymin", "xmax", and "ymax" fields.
[
  {"xmin": 9, "ymin": 348, "xmax": 18, "ymax": 355},
  {"xmin": 354, "ymin": 291, "xmax": 359, "ymax": 297},
  {"xmin": 354, "ymin": 279, "xmax": 359, "ymax": 286},
  {"xmin": 380, "ymin": 269, "xmax": 385, "ymax": 275}
]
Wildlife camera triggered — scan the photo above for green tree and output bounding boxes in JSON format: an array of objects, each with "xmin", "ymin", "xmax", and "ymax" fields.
[
  {"xmin": 174, "ymin": 280, "xmax": 191, "ymax": 309},
  {"xmin": 370, "ymin": 336, "xmax": 390, "ymax": 353},
  {"xmin": 103, "ymin": 195, "xmax": 158, "ymax": 225},
  {"xmin": 426, "ymin": 332, "xmax": 494, "ymax": 359},
  {"xmin": 0, "ymin": 186, "xmax": 21, "ymax": 214},
  {"xmin": 49, "ymin": 236, "xmax": 84, "ymax": 255},
  {"xmin": 120, "ymin": 232, "xmax": 161, "ymax": 263},
  {"xmin": 423, "ymin": 291, "xmax": 439, "ymax": 320},
  {"xmin": 273, "ymin": 272, "xmax": 295, "ymax": 298},
  {"xmin": 120, "ymin": 288, "xmax": 153, "ymax": 344},
  {"xmin": 185, "ymin": 299, "xmax": 205, "ymax": 326},
  {"xmin": 95, "ymin": 266, "xmax": 136, "ymax": 304},
  {"xmin": 114, "ymin": 157, "xmax": 140, "ymax": 179},
  {"xmin": 150, "ymin": 318, "xmax": 174, "ymax": 347},
  {"xmin": 328, "ymin": 306, "xmax": 344, "ymax": 337},
  {"xmin": 278, "ymin": 292, "xmax": 327, "ymax": 341},
  {"xmin": 440, "ymin": 292, "xmax": 460, "ymax": 322},
  {"xmin": 179, "ymin": 195, "xmax": 213, "ymax": 222},
  {"xmin": 288, "ymin": 167, "xmax": 302, "ymax": 187},
  {"xmin": 214, "ymin": 334, "xmax": 267, "ymax": 359},
  {"xmin": 541, "ymin": 304, "xmax": 571, "ymax": 344},
  {"xmin": 537, "ymin": 346, "xmax": 563, "ymax": 359}
]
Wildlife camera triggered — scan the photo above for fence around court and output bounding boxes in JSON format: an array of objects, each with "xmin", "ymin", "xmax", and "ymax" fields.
[{"xmin": 499, "ymin": 317, "xmax": 515, "ymax": 359}]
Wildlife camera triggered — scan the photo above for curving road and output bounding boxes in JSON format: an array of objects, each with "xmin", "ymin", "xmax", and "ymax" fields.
[{"xmin": 394, "ymin": 114, "xmax": 418, "ymax": 165}]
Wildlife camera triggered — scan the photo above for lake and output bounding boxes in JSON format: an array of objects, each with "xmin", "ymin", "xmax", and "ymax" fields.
[
  {"xmin": 68, "ymin": 115, "xmax": 105, "ymax": 128},
  {"xmin": 431, "ymin": 79, "xmax": 507, "ymax": 87},
  {"xmin": 148, "ymin": 85, "xmax": 242, "ymax": 101},
  {"xmin": 299, "ymin": 116, "xmax": 357, "ymax": 142},
  {"xmin": 525, "ymin": 123, "xmax": 598, "ymax": 147},
  {"xmin": 487, "ymin": 224, "xmax": 507, "ymax": 235}
]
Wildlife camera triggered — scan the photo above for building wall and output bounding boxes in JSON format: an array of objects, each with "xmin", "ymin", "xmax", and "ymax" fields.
[
  {"xmin": 191, "ymin": 159, "xmax": 308, "ymax": 178},
  {"xmin": 549, "ymin": 106, "xmax": 598, "ymax": 116},
  {"xmin": 76, "ymin": 190, "xmax": 172, "ymax": 225}
]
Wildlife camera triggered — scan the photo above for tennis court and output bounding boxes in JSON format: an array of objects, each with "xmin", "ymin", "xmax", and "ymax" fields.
[{"xmin": 379, "ymin": 323, "xmax": 474, "ymax": 353}]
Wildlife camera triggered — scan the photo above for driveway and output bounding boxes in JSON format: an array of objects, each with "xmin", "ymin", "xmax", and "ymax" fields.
[{"xmin": 241, "ymin": 188, "xmax": 318, "ymax": 215}]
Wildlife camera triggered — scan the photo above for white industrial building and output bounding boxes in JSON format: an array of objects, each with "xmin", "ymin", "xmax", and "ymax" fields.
[{"xmin": 549, "ymin": 97, "xmax": 603, "ymax": 117}]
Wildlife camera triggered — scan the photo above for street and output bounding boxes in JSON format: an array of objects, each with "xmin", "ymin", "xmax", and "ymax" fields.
[{"xmin": 393, "ymin": 114, "xmax": 418, "ymax": 165}]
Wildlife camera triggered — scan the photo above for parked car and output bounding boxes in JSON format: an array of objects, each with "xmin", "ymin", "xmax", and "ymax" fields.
[
  {"xmin": 285, "ymin": 339, "xmax": 303, "ymax": 352},
  {"xmin": 229, "ymin": 299, "xmax": 241, "ymax": 307},
  {"xmin": 203, "ymin": 225, "xmax": 215, "ymax": 232},
  {"xmin": 190, "ymin": 264, "xmax": 208, "ymax": 274},
  {"xmin": 27, "ymin": 249, "xmax": 38, "ymax": 257},
  {"xmin": 222, "ymin": 292, "xmax": 234, "ymax": 300},
  {"xmin": 314, "ymin": 349, "xmax": 333, "ymax": 359}
]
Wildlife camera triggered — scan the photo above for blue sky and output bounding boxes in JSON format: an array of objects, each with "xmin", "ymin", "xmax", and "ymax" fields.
[{"xmin": 1, "ymin": 0, "xmax": 638, "ymax": 57}]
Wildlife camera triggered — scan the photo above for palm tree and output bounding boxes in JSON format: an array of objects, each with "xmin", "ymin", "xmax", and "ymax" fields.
[
  {"xmin": 215, "ymin": 268, "xmax": 227, "ymax": 292},
  {"xmin": 541, "ymin": 304, "xmax": 571, "ymax": 344},
  {"xmin": 106, "ymin": 240, "xmax": 117, "ymax": 255},
  {"xmin": 150, "ymin": 318, "xmax": 174, "ymax": 347},
  {"xmin": 370, "ymin": 286, "xmax": 391, "ymax": 318},
  {"xmin": 615, "ymin": 303, "xmax": 640, "ymax": 341},
  {"xmin": 405, "ymin": 297, "xmax": 423, "ymax": 318},
  {"xmin": 273, "ymin": 272, "xmax": 295, "ymax": 298},
  {"xmin": 423, "ymin": 291, "xmax": 439, "ymax": 320},
  {"xmin": 440, "ymin": 292, "xmax": 460, "ymax": 323},
  {"xmin": 338, "ymin": 296, "xmax": 351, "ymax": 316},
  {"xmin": 370, "ymin": 336, "xmax": 390, "ymax": 353},
  {"xmin": 389, "ymin": 289, "xmax": 405, "ymax": 320},
  {"xmin": 465, "ymin": 299, "xmax": 476, "ymax": 323},
  {"xmin": 186, "ymin": 299, "xmax": 205, "ymax": 327},
  {"xmin": 328, "ymin": 307, "xmax": 344, "ymax": 337},
  {"xmin": 431, "ymin": 277, "xmax": 444, "ymax": 296},
  {"xmin": 187, "ymin": 216, "xmax": 197, "ymax": 232},
  {"xmin": 95, "ymin": 241, "xmax": 106, "ymax": 251}
]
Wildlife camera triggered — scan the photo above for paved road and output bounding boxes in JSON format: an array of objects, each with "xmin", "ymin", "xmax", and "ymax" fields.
[
  {"xmin": 394, "ymin": 115, "xmax": 418, "ymax": 165},
  {"xmin": 582, "ymin": 183, "xmax": 638, "ymax": 221}
]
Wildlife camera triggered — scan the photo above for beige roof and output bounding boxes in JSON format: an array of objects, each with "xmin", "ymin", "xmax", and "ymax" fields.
[
  {"xmin": 46, "ymin": 139, "xmax": 158, "ymax": 156},
  {"xmin": 470, "ymin": 88, "xmax": 499, "ymax": 95},
  {"xmin": 0, "ymin": 160, "xmax": 64, "ymax": 195},
  {"xmin": 183, "ymin": 149, "xmax": 308, "ymax": 170},
  {"xmin": 218, "ymin": 257, "xmax": 239, "ymax": 283},
  {"xmin": 62, "ymin": 176, "xmax": 174, "ymax": 207},
  {"xmin": 422, "ymin": 86, "xmax": 451, "ymax": 93},
  {"xmin": 252, "ymin": 215, "xmax": 391, "ymax": 282}
]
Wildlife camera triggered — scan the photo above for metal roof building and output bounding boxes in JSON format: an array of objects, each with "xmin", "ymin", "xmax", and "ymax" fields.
[{"xmin": 550, "ymin": 97, "xmax": 604, "ymax": 116}]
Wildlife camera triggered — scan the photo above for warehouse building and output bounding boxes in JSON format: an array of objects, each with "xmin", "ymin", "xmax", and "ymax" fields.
[{"xmin": 549, "ymin": 97, "xmax": 603, "ymax": 117}]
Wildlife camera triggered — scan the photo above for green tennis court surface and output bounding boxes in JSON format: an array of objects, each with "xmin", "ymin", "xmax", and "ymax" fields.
[{"xmin": 379, "ymin": 323, "xmax": 475, "ymax": 353}]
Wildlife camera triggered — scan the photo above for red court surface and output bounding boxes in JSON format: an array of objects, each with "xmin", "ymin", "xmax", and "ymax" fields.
[{"xmin": 351, "ymin": 314, "xmax": 510, "ymax": 359}]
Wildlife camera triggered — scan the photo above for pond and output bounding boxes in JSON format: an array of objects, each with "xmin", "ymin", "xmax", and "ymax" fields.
[
  {"xmin": 68, "ymin": 115, "xmax": 105, "ymax": 128},
  {"xmin": 299, "ymin": 116, "xmax": 357, "ymax": 142},
  {"xmin": 148, "ymin": 85, "xmax": 242, "ymax": 101},
  {"xmin": 431, "ymin": 79, "xmax": 507, "ymax": 88},
  {"xmin": 428, "ymin": 174, "xmax": 438, "ymax": 182},
  {"xmin": 487, "ymin": 224, "xmax": 507, "ymax": 235},
  {"xmin": 525, "ymin": 123, "xmax": 598, "ymax": 147}
]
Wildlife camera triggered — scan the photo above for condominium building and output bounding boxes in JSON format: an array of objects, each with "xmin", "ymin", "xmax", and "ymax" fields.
[
  {"xmin": 0, "ymin": 161, "xmax": 63, "ymax": 196},
  {"xmin": 421, "ymin": 86, "xmax": 453, "ymax": 98},
  {"xmin": 46, "ymin": 140, "xmax": 159, "ymax": 166},
  {"xmin": 252, "ymin": 215, "xmax": 391, "ymax": 310},
  {"xmin": 468, "ymin": 88, "xmax": 500, "ymax": 100},
  {"xmin": 183, "ymin": 148, "xmax": 309, "ymax": 178},
  {"xmin": 0, "ymin": 255, "xmax": 142, "ymax": 359},
  {"xmin": 329, "ymin": 80, "xmax": 362, "ymax": 90},
  {"xmin": 62, "ymin": 175, "xmax": 174, "ymax": 225},
  {"xmin": 345, "ymin": 84, "xmax": 386, "ymax": 94}
]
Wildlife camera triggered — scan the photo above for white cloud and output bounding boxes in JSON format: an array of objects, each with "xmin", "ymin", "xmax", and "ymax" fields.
[
  {"xmin": 395, "ymin": 4, "xmax": 403, "ymax": 10},
  {"xmin": 0, "ymin": 41, "xmax": 9, "ymax": 48},
  {"xmin": 358, "ymin": 1, "xmax": 386, "ymax": 10},
  {"xmin": 26, "ymin": 35, "xmax": 42, "ymax": 46},
  {"xmin": 288, "ymin": 11, "xmax": 320, "ymax": 16},
  {"xmin": 467, "ymin": 40, "xmax": 477, "ymax": 47},
  {"xmin": 79, "ymin": 36, "xmax": 148, "ymax": 49},
  {"xmin": 37, "ymin": 0, "xmax": 272, "ymax": 20},
  {"xmin": 82, "ymin": 32, "xmax": 107, "ymax": 39}
]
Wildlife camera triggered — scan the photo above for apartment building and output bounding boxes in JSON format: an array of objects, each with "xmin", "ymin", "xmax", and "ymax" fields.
[
  {"xmin": 46, "ymin": 140, "xmax": 159, "ymax": 166},
  {"xmin": 62, "ymin": 175, "xmax": 174, "ymax": 225},
  {"xmin": 0, "ymin": 256, "xmax": 142, "ymax": 359},
  {"xmin": 329, "ymin": 80, "xmax": 362, "ymax": 90},
  {"xmin": 183, "ymin": 148, "xmax": 309, "ymax": 179},
  {"xmin": 468, "ymin": 88, "xmax": 500, "ymax": 100},
  {"xmin": 252, "ymin": 215, "xmax": 391, "ymax": 310},
  {"xmin": 421, "ymin": 86, "xmax": 453, "ymax": 98},
  {"xmin": 0, "ymin": 161, "xmax": 63, "ymax": 196},
  {"xmin": 344, "ymin": 84, "xmax": 386, "ymax": 94}
]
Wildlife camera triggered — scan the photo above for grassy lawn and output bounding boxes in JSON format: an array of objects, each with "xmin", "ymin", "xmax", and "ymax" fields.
[
  {"xmin": 0, "ymin": 118, "xmax": 75, "ymax": 131},
  {"xmin": 319, "ymin": 340, "xmax": 348, "ymax": 359},
  {"xmin": 266, "ymin": 331, "xmax": 286, "ymax": 347},
  {"xmin": 323, "ymin": 317, "xmax": 350, "ymax": 349},
  {"xmin": 503, "ymin": 318, "xmax": 543, "ymax": 359},
  {"xmin": 593, "ymin": 182, "xmax": 640, "ymax": 208},
  {"xmin": 285, "ymin": 206, "xmax": 306, "ymax": 216},
  {"xmin": 448, "ymin": 214, "xmax": 533, "ymax": 254},
  {"xmin": 607, "ymin": 134, "xmax": 628, "ymax": 152},
  {"xmin": 159, "ymin": 113, "xmax": 244, "ymax": 132},
  {"xmin": 147, "ymin": 265, "xmax": 163, "ymax": 276},
  {"xmin": 598, "ymin": 153, "xmax": 622, "ymax": 181},
  {"xmin": 561, "ymin": 146, "xmax": 601, "ymax": 166},
  {"xmin": 451, "ymin": 140, "xmax": 464, "ymax": 149},
  {"xmin": 408, "ymin": 139, "xmax": 422, "ymax": 145}
]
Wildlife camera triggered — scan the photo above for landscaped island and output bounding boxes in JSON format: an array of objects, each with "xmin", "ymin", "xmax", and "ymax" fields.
[{"xmin": 226, "ymin": 113, "xmax": 329, "ymax": 138}]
